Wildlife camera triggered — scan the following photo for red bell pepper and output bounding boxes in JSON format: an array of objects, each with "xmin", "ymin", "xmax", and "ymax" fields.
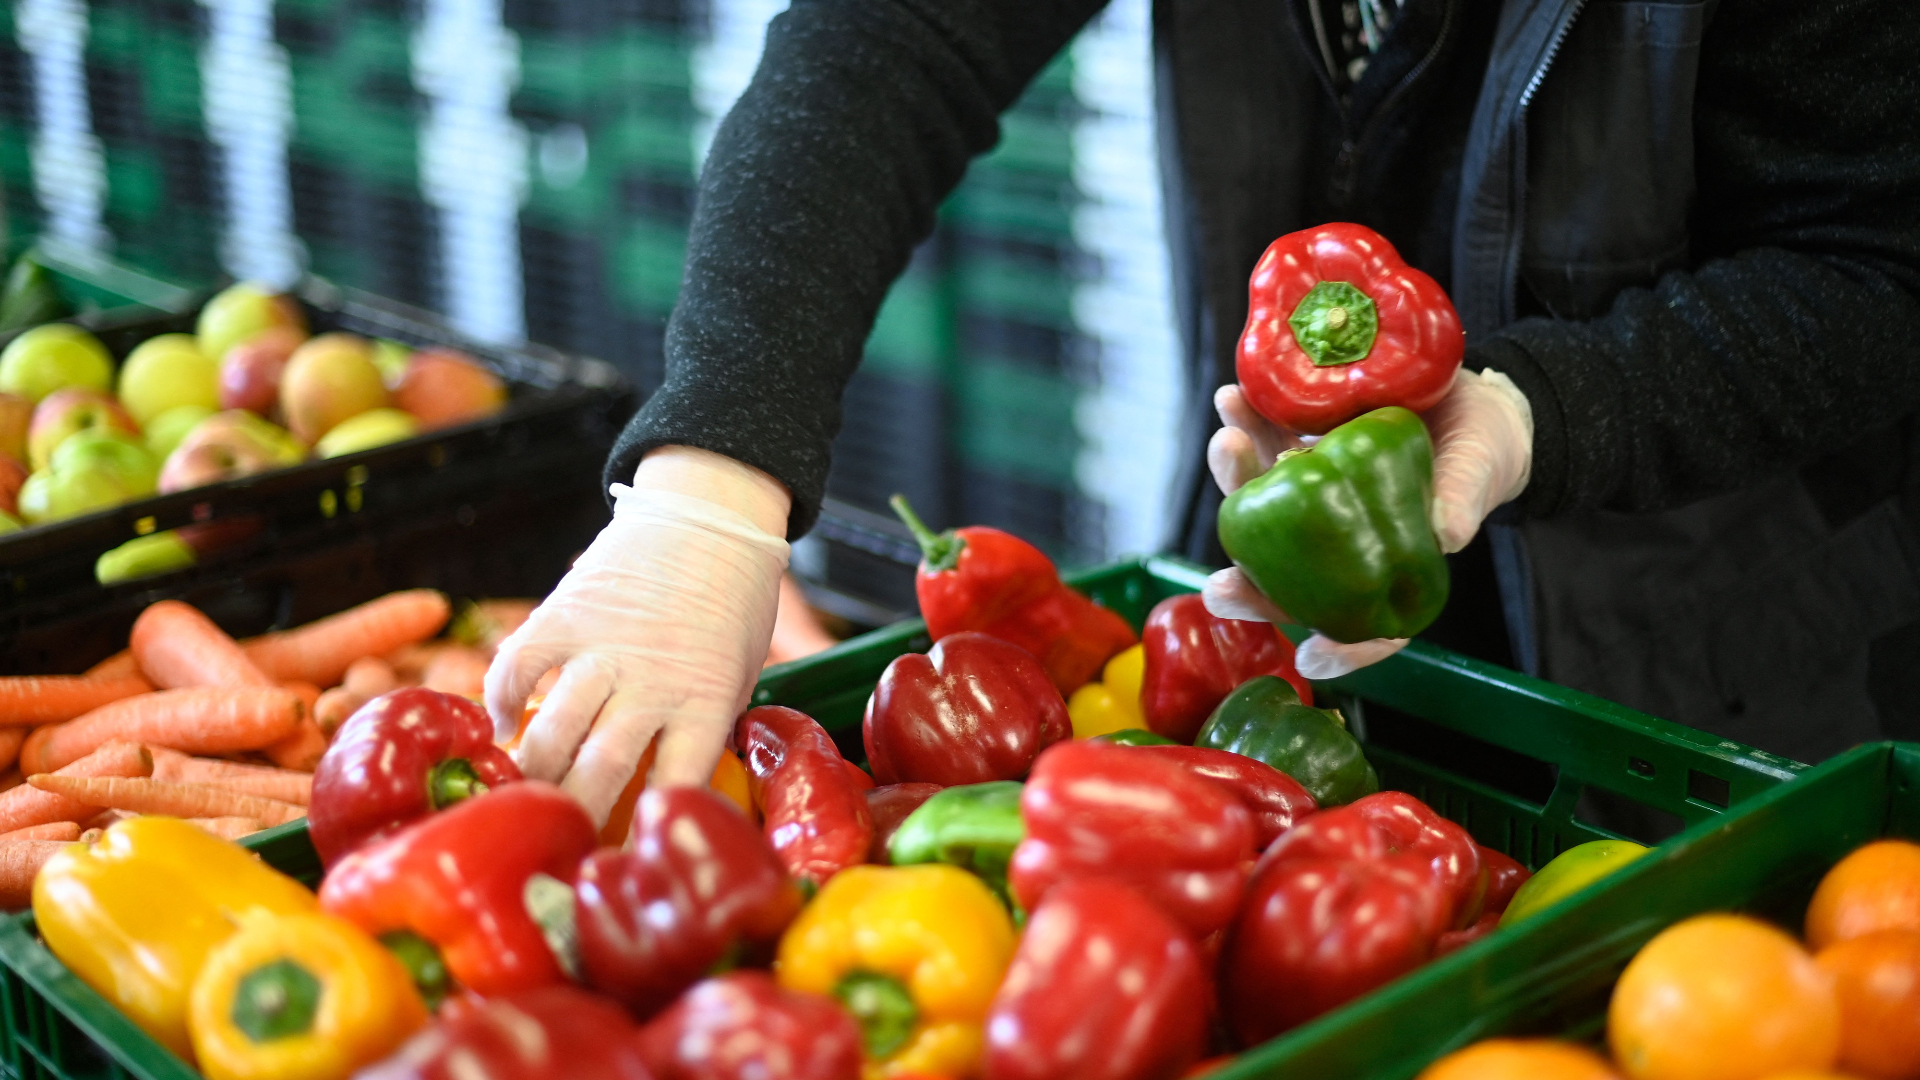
[
  {"xmin": 1140, "ymin": 593, "xmax": 1313, "ymax": 742},
  {"xmin": 637, "ymin": 972, "xmax": 864, "ymax": 1080},
  {"xmin": 892, "ymin": 496, "xmax": 1136, "ymax": 694},
  {"xmin": 355, "ymin": 986, "xmax": 650, "ymax": 1080},
  {"xmin": 576, "ymin": 787, "xmax": 803, "ymax": 1019},
  {"xmin": 309, "ymin": 687, "xmax": 520, "ymax": 867},
  {"xmin": 1436, "ymin": 846, "xmax": 1531, "ymax": 956},
  {"xmin": 1236, "ymin": 222, "xmax": 1464, "ymax": 435},
  {"xmin": 984, "ymin": 879, "xmax": 1210, "ymax": 1080},
  {"xmin": 865, "ymin": 783, "xmax": 944, "ymax": 863},
  {"xmin": 1124, "ymin": 743, "xmax": 1317, "ymax": 849},
  {"xmin": 863, "ymin": 632, "xmax": 1072, "ymax": 787},
  {"xmin": 318, "ymin": 782, "xmax": 596, "ymax": 997},
  {"xmin": 1009, "ymin": 739, "xmax": 1254, "ymax": 938},
  {"xmin": 734, "ymin": 706, "xmax": 874, "ymax": 886}
]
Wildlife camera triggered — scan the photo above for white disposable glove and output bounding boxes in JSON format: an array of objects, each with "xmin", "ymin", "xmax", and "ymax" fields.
[
  {"xmin": 484, "ymin": 446, "xmax": 791, "ymax": 826},
  {"xmin": 1205, "ymin": 368, "xmax": 1532, "ymax": 679}
]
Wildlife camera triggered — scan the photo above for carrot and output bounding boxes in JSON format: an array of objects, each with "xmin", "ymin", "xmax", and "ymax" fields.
[
  {"xmin": 344, "ymin": 657, "xmax": 400, "ymax": 698},
  {"xmin": 0, "ymin": 770, "xmax": 21, "ymax": 795},
  {"xmin": 149, "ymin": 748, "xmax": 312, "ymax": 805},
  {"xmin": 0, "ymin": 676, "xmax": 156, "ymax": 726},
  {"xmin": 382, "ymin": 643, "xmax": 442, "ymax": 684},
  {"xmin": 0, "ymin": 741, "xmax": 152, "ymax": 835},
  {"xmin": 281, "ymin": 681, "xmax": 321, "ymax": 712},
  {"xmin": 131, "ymin": 600, "xmax": 274, "ymax": 690},
  {"xmin": 263, "ymin": 715, "xmax": 327, "ymax": 773},
  {"xmin": 0, "ymin": 821, "xmax": 81, "ymax": 842},
  {"xmin": 85, "ymin": 650, "xmax": 141, "ymax": 680},
  {"xmin": 27, "ymin": 775, "xmax": 305, "ymax": 826},
  {"xmin": 449, "ymin": 598, "xmax": 537, "ymax": 654},
  {"xmin": 0, "ymin": 841, "xmax": 72, "ymax": 910},
  {"xmin": 0, "ymin": 730, "xmax": 23, "ymax": 774},
  {"xmin": 185, "ymin": 817, "xmax": 267, "ymax": 840},
  {"xmin": 244, "ymin": 590, "xmax": 451, "ymax": 686},
  {"xmin": 20, "ymin": 688, "xmax": 303, "ymax": 775},
  {"xmin": 421, "ymin": 645, "xmax": 488, "ymax": 698},
  {"xmin": 314, "ymin": 688, "xmax": 359, "ymax": 736}
]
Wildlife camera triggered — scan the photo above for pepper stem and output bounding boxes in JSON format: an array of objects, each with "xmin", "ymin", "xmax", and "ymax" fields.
[
  {"xmin": 230, "ymin": 959, "xmax": 323, "ymax": 1043},
  {"xmin": 833, "ymin": 970, "xmax": 918, "ymax": 1060},
  {"xmin": 889, "ymin": 494, "xmax": 964, "ymax": 572},
  {"xmin": 428, "ymin": 758, "xmax": 488, "ymax": 811},
  {"xmin": 380, "ymin": 930, "xmax": 452, "ymax": 1010},
  {"xmin": 1288, "ymin": 280, "xmax": 1380, "ymax": 367}
]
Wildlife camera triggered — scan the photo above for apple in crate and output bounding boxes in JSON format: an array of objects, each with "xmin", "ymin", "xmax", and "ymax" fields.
[
  {"xmin": 280, "ymin": 333, "xmax": 388, "ymax": 445},
  {"xmin": 17, "ymin": 431, "xmax": 158, "ymax": 523},
  {"xmin": 196, "ymin": 282, "xmax": 306, "ymax": 368},
  {"xmin": 315, "ymin": 407, "xmax": 418, "ymax": 457},
  {"xmin": 0, "ymin": 452, "xmax": 25, "ymax": 516},
  {"xmin": 218, "ymin": 324, "xmax": 305, "ymax": 414},
  {"xmin": 0, "ymin": 509, "xmax": 20, "ymax": 535},
  {"xmin": 159, "ymin": 409, "xmax": 304, "ymax": 493},
  {"xmin": 145, "ymin": 404, "xmax": 214, "ymax": 460},
  {"xmin": 118, "ymin": 333, "xmax": 219, "ymax": 427},
  {"xmin": 393, "ymin": 348, "xmax": 507, "ymax": 430},
  {"xmin": 0, "ymin": 323, "xmax": 113, "ymax": 402},
  {"xmin": 0, "ymin": 392, "xmax": 31, "ymax": 462},
  {"xmin": 27, "ymin": 387, "xmax": 140, "ymax": 470}
]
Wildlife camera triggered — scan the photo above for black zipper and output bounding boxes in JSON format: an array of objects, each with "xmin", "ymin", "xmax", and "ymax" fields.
[{"xmin": 1317, "ymin": 0, "xmax": 1465, "ymax": 206}]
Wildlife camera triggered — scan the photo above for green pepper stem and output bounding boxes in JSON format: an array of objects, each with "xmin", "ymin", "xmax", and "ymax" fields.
[
  {"xmin": 428, "ymin": 758, "xmax": 488, "ymax": 810},
  {"xmin": 889, "ymin": 494, "xmax": 964, "ymax": 572},
  {"xmin": 1288, "ymin": 280, "xmax": 1380, "ymax": 367},
  {"xmin": 834, "ymin": 970, "xmax": 918, "ymax": 1060},
  {"xmin": 380, "ymin": 930, "xmax": 452, "ymax": 1010},
  {"xmin": 230, "ymin": 959, "xmax": 323, "ymax": 1043}
]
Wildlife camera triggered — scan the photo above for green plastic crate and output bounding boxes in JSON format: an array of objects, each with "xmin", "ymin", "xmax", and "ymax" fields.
[{"xmin": 0, "ymin": 556, "xmax": 1811, "ymax": 1079}]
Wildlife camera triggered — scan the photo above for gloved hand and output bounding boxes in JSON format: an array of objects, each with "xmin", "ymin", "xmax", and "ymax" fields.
[
  {"xmin": 1205, "ymin": 369, "xmax": 1532, "ymax": 679},
  {"xmin": 484, "ymin": 446, "xmax": 792, "ymax": 826}
]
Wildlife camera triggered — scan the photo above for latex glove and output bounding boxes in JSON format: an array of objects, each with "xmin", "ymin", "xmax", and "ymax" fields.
[
  {"xmin": 484, "ymin": 446, "xmax": 791, "ymax": 826},
  {"xmin": 1204, "ymin": 369, "xmax": 1532, "ymax": 679}
]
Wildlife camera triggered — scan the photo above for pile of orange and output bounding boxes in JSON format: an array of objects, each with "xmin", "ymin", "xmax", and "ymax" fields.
[{"xmin": 1417, "ymin": 838, "xmax": 1920, "ymax": 1080}]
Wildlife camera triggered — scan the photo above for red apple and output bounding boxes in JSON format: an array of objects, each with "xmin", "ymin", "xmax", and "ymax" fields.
[
  {"xmin": 279, "ymin": 333, "xmax": 388, "ymax": 445},
  {"xmin": 218, "ymin": 324, "xmax": 306, "ymax": 415},
  {"xmin": 0, "ymin": 392, "xmax": 30, "ymax": 464},
  {"xmin": 393, "ymin": 348, "xmax": 508, "ymax": 430},
  {"xmin": 158, "ymin": 410, "xmax": 305, "ymax": 493},
  {"xmin": 0, "ymin": 452, "xmax": 25, "ymax": 516},
  {"xmin": 28, "ymin": 387, "xmax": 141, "ymax": 471}
]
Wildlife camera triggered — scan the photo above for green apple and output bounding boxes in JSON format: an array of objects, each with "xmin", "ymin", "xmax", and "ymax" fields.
[
  {"xmin": 197, "ymin": 283, "xmax": 306, "ymax": 367},
  {"xmin": 27, "ymin": 386, "xmax": 140, "ymax": 471},
  {"xmin": 0, "ymin": 323, "xmax": 113, "ymax": 402},
  {"xmin": 118, "ymin": 333, "xmax": 219, "ymax": 427},
  {"xmin": 51, "ymin": 430, "xmax": 159, "ymax": 497},
  {"xmin": 315, "ymin": 407, "xmax": 419, "ymax": 457},
  {"xmin": 0, "ymin": 507, "xmax": 21, "ymax": 534},
  {"xmin": 18, "ymin": 465, "xmax": 125, "ymax": 523},
  {"xmin": 372, "ymin": 338, "xmax": 413, "ymax": 385},
  {"xmin": 96, "ymin": 529, "xmax": 196, "ymax": 584},
  {"xmin": 145, "ymin": 404, "xmax": 215, "ymax": 460}
]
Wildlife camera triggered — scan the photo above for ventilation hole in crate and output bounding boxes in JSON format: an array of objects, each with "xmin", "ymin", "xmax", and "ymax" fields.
[
  {"xmin": 1628, "ymin": 757, "xmax": 1656, "ymax": 778},
  {"xmin": 1687, "ymin": 770, "xmax": 1731, "ymax": 809}
]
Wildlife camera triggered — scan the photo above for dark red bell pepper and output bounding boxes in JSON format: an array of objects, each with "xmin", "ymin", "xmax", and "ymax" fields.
[
  {"xmin": 576, "ymin": 787, "xmax": 803, "ymax": 1019},
  {"xmin": 1125, "ymin": 743, "xmax": 1317, "ymax": 849},
  {"xmin": 636, "ymin": 972, "xmax": 864, "ymax": 1080},
  {"xmin": 355, "ymin": 986, "xmax": 650, "ymax": 1080},
  {"xmin": 984, "ymin": 878, "xmax": 1210, "ymax": 1080},
  {"xmin": 1235, "ymin": 222, "xmax": 1464, "ymax": 435},
  {"xmin": 865, "ymin": 783, "xmax": 944, "ymax": 863},
  {"xmin": 891, "ymin": 496, "xmax": 1136, "ymax": 694},
  {"xmin": 1009, "ymin": 739, "xmax": 1254, "ymax": 938},
  {"xmin": 863, "ymin": 632, "xmax": 1072, "ymax": 787},
  {"xmin": 1435, "ymin": 846, "xmax": 1530, "ymax": 956},
  {"xmin": 309, "ymin": 687, "xmax": 520, "ymax": 867},
  {"xmin": 318, "ymin": 782, "xmax": 596, "ymax": 997},
  {"xmin": 734, "ymin": 706, "xmax": 874, "ymax": 886},
  {"xmin": 1140, "ymin": 593, "xmax": 1313, "ymax": 742}
]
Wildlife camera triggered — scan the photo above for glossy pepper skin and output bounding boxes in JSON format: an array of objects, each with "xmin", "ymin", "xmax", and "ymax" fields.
[
  {"xmin": 1124, "ymin": 744, "xmax": 1316, "ymax": 849},
  {"xmin": 863, "ymin": 633, "xmax": 1071, "ymax": 788},
  {"xmin": 1235, "ymin": 223, "xmax": 1463, "ymax": 435},
  {"xmin": 778, "ymin": 864, "xmax": 1016, "ymax": 1078},
  {"xmin": 1217, "ymin": 406, "xmax": 1449, "ymax": 643},
  {"xmin": 984, "ymin": 879, "xmax": 1209, "ymax": 1080},
  {"xmin": 1065, "ymin": 644, "xmax": 1149, "ymax": 740},
  {"xmin": 638, "ymin": 972, "xmax": 864, "ymax": 1080},
  {"xmin": 33, "ymin": 816, "xmax": 320, "ymax": 1061},
  {"xmin": 187, "ymin": 911, "xmax": 426, "ymax": 1080},
  {"xmin": 886, "ymin": 781, "xmax": 1025, "ymax": 904},
  {"xmin": 1140, "ymin": 593, "xmax": 1312, "ymax": 742},
  {"xmin": 1010, "ymin": 740, "xmax": 1255, "ymax": 939},
  {"xmin": 309, "ymin": 688, "xmax": 521, "ymax": 867},
  {"xmin": 318, "ymin": 782, "xmax": 597, "ymax": 998},
  {"xmin": 355, "ymin": 986, "xmax": 650, "ymax": 1080},
  {"xmin": 892, "ymin": 496, "xmax": 1136, "ymax": 694},
  {"xmin": 576, "ymin": 787, "xmax": 803, "ymax": 1019},
  {"xmin": 1196, "ymin": 675, "xmax": 1377, "ymax": 807},
  {"xmin": 865, "ymin": 783, "xmax": 944, "ymax": 863},
  {"xmin": 735, "ymin": 706, "xmax": 874, "ymax": 885}
]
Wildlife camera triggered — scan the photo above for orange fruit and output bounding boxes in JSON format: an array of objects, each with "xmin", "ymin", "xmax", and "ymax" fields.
[
  {"xmin": 1609, "ymin": 913, "xmax": 1840, "ymax": 1080},
  {"xmin": 1807, "ymin": 841, "xmax": 1920, "ymax": 950},
  {"xmin": 1417, "ymin": 1039, "xmax": 1621, "ymax": 1080},
  {"xmin": 1817, "ymin": 929, "xmax": 1920, "ymax": 1080},
  {"xmin": 1755, "ymin": 1074, "xmax": 1862, "ymax": 1080}
]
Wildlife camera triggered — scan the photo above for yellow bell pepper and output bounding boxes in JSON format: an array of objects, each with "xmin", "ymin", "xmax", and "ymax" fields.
[
  {"xmin": 32, "ymin": 817, "xmax": 319, "ymax": 1061},
  {"xmin": 777, "ymin": 864, "xmax": 1016, "ymax": 1079},
  {"xmin": 189, "ymin": 910, "xmax": 427, "ymax": 1080},
  {"xmin": 1066, "ymin": 644, "xmax": 1148, "ymax": 739}
]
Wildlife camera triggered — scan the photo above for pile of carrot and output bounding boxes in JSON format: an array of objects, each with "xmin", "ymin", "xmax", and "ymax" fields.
[{"xmin": 0, "ymin": 589, "xmax": 537, "ymax": 909}]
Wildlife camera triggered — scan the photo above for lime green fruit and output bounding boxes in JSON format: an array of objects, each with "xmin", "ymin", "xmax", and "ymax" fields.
[
  {"xmin": 96, "ymin": 530, "xmax": 196, "ymax": 584},
  {"xmin": 118, "ymin": 334, "xmax": 219, "ymax": 427},
  {"xmin": 1500, "ymin": 839, "xmax": 1651, "ymax": 927},
  {"xmin": 0, "ymin": 324, "xmax": 113, "ymax": 402}
]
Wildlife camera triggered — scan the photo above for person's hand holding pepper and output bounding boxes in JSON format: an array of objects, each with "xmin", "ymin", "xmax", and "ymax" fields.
[
  {"xmin": 484, "ymin": 446, "xmax": 791, "ymax": 826},
  {"xmin": 1206, "ymin": 369, "xmax": 1532, "ymax": 678}
]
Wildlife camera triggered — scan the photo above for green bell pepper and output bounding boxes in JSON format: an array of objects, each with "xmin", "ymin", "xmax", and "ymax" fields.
[
  {"xmin": 1216, "ymin": 405, "xmax": 1448, "ymax": 643},
  {"xmin": 886, "ymin": 781, "xmax": 1025, "ymax": 904},
  {"xmin": 1091, "ymin": 729, "xmax": 1180, "ymax": 747},
  {"xmin": 1194, "ymin": 676, "xmax": 1378, "ymax": 807}
]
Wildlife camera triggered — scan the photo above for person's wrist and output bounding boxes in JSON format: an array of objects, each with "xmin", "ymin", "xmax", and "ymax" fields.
[{"xmin": 633, "ymin": 445, "xmax": 792, "ymax": 537}]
